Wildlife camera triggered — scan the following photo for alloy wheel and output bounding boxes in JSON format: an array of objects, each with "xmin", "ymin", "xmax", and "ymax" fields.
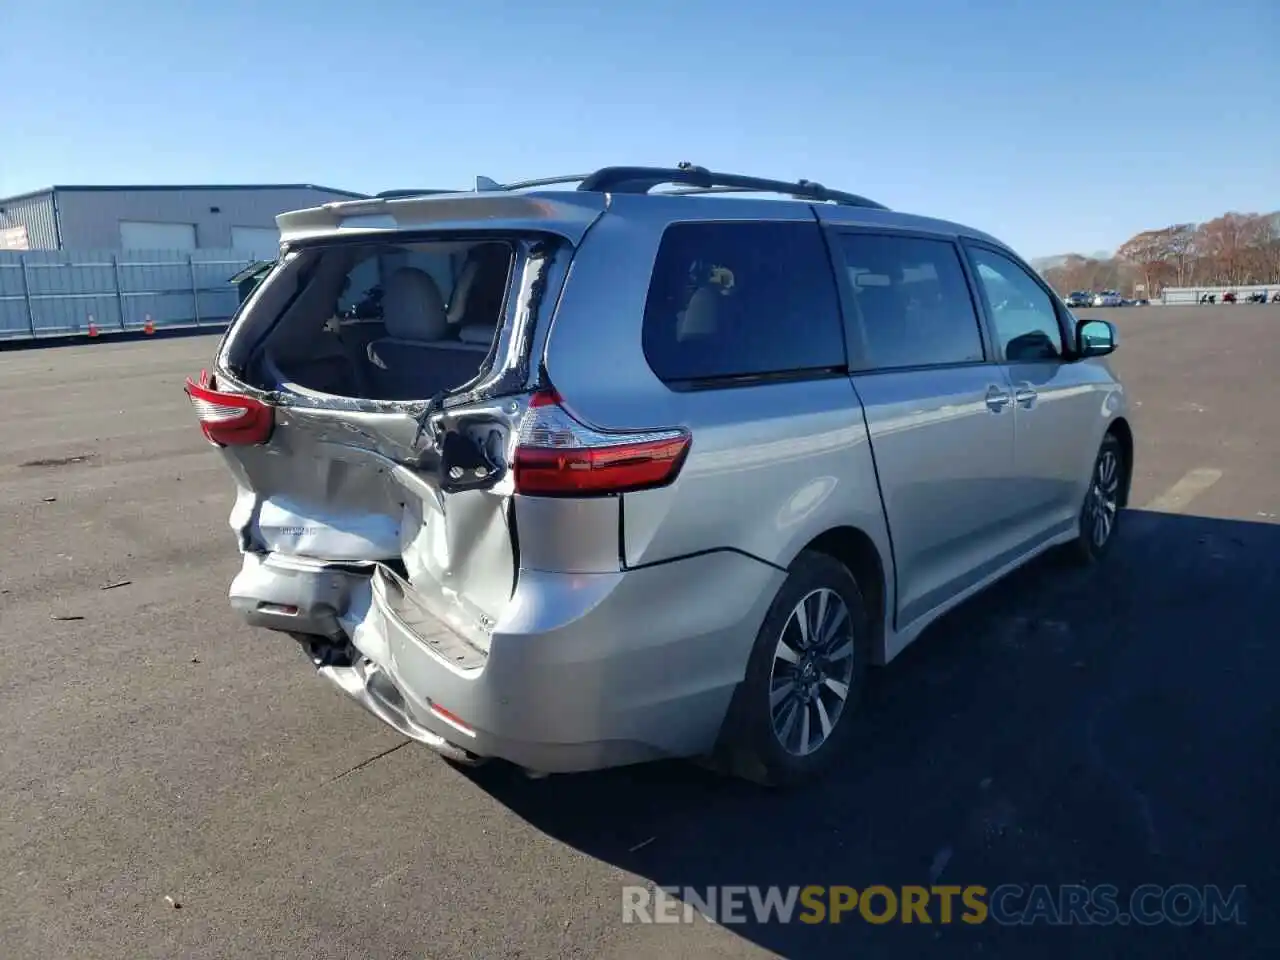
[
  {"xmin": 1088, "ymin": 448, "xmax": 1120, "ymax": 547},
  {"xmin": 768, "ymin": 588, "xmax": 857, "ymax": 757}
]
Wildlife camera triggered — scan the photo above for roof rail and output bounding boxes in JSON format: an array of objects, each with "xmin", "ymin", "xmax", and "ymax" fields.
[
  {"xmin": 469, "ymin": 164, "xmax": 887, "ymax": 209},
  {"xmin": 578, "ymin": 164, "xmax": 888, "ymax": 209}
]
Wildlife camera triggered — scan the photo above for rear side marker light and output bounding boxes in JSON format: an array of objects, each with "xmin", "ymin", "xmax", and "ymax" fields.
[
  {"xmin": 184, "ymin": 369, "xmax": 274, "ymax": 446},
  {"xmin": 514, "ymin": 388, "xmax": 691, "ymax": 495},
  {"xmin": 429, "ymin": 702, "xmax": 477, "ymax": 737}
]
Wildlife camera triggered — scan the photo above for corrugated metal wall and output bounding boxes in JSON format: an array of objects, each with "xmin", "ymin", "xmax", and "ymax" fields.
[
  {"xmin": 56, "ymin": 187, "xmax": 361, "ymax": 249},
  {"xmin": 0, "ymin": 191, "xmax": 60, "ymax": 249},
  {"xmin": 0, "ymin": 248, "xmax": 255, "ymax": 340}
]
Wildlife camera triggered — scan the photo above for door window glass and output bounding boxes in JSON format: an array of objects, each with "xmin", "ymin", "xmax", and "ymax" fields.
[{"xmin": 969, "ymin": 248, "xmax": 1064, "ymax": 362}]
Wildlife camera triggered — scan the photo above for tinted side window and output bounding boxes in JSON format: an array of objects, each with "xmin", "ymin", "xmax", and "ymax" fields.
[
  {"xmin": 837, "ymin": 233, "xmax": 985, "ymax": 369},
  {"xmin": 967, "ymin": 247, "xmax": 1064, "ymax": 362},
  {"xmin": 642, "ymin": 221, "xmax": 845, "ymax": 383}
]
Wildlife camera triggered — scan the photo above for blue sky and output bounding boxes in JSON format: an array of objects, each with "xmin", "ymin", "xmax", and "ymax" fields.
[{"xmin": 3, "ymin": 0, "xmax": 1276, "ymax": 257}]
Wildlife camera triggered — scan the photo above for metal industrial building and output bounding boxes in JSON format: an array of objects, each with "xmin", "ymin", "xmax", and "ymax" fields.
[{"xmin": 0, "ymin": 183, "xmax": 366, "ymax": 258}]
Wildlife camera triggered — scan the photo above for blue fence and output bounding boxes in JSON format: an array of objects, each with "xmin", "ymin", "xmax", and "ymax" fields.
[{"xmin": 0, "ymin": 248, "xmax": 257, "ymax": 341}]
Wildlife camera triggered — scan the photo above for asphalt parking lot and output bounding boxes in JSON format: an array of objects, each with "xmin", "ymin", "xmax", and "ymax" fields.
[{"xmin": 2, "ymin": 306, "xmax": 1277, "ymax": 959}]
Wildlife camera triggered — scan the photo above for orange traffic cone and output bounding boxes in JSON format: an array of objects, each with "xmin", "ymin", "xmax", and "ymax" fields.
[
  {"xmin": 143, "ymin": 315, "xmax": 155, "ymax": 335},
  {"xmin": 87, "ymin": 314, "xmax": 99, "ymax": 338}
]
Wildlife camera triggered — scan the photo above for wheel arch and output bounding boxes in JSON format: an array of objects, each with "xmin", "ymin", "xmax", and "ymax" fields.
[
  {"xmin": 1107, "ymin": 416, "xmax": 1134, "ymax": 507},
  {"xmin": 793, "ymin": 525, "xmax": 890, "ymax": 665}
]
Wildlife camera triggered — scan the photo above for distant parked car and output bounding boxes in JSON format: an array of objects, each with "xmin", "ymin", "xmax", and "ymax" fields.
[
  {"xmin": 1092, "ymin": 291, "xmax": 1123, "ymax": 307},
  {"xmin": 1065, "ymin": 291, "xmax": 1092, "ymax": 308}
]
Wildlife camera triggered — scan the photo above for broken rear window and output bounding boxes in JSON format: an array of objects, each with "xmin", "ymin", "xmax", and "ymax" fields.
[{"xmin": 237, "ymin": 239, "xmax": 516, "ymax": 401}]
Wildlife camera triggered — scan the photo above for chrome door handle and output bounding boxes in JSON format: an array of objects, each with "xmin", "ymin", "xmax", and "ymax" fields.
[
  {"xmin": 985, "ymin": 385, "xmax": 1011, "ymax": 413},
  {"xmin": 1014, "ymin": 383, "xmax": 1038, "ymax": 409}
]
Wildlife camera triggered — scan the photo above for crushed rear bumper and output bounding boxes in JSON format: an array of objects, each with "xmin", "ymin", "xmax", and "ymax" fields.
[
  {"xmin": 316, "ymin": 657, "xmax": 484, "ymax": 765},
  {"xmin": 231, "ymin": 549, "xmax": 785, "ymax": 774}
]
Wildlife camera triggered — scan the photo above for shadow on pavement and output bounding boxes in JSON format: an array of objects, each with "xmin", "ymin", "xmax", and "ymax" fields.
[{"xmin": 469, "ymin": 510, "xmax": 1279, "ymax": 958}]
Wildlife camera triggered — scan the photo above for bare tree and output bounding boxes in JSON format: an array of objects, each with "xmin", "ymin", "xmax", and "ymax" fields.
[
  {"xmin": 1117, "ymin": 228, "xmax": 1173, "ymax": 296},
  {"xmin": 1196, "ymin": 213, "xmax": 1264, "ymax": 285},
  {"xmin": 1242, "ymin": 213, "xmax": 1279, "ymax": 283},
  {"xmin": 1264, "ymin": 214, "xmax": 1280, "ymax": 282},
  {"xmin": 1164, "ymin": 223, "xmax": 1197, "ymax": 287},
  {"xmin": 1034, "ymin": 209, "xmax": 1280, "ymax": 296}
]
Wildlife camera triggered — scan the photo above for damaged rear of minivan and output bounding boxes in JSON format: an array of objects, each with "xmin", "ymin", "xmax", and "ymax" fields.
[{"xmin": 186, "ymin": 191, "xmax": 707, "ymax": 773}]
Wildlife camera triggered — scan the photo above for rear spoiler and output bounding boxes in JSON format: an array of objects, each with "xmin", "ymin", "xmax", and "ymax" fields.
[{"xmin": 275, "ymin": 192, "xmax": 607, "ymax": 246}]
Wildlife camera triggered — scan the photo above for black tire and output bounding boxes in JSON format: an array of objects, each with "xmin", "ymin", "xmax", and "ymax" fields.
[
  {"xmin": 1069, "ymin": 432, "xmax": 1126, "ymax": 565},
  {"xmin": 716, "ymin": 551, "xmax": 869, "ymax": 787}
]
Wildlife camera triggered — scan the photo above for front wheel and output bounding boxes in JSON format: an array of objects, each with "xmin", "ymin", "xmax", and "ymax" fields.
[
  {"xmin": 1069, "ymin": 433, "xmax": 1126, "ymax": 564},
  {"xmin": 716, "ymin": 551, "xmax": 869, "ymax": 786}
]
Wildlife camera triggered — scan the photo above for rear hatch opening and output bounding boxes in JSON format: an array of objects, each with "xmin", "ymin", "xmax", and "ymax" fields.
[{"xmin": 218, "ymin": 235, "xmax": 529, "ymax": 407}]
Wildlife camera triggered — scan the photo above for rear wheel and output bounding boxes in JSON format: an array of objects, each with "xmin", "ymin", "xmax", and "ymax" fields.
[
  {"xmin": 1070, "ymin": 432, "xmax": 1125, "ymax": 564},
  {"xmin": 717, "ymin": 551, "xmax": 869, "ymax": 786}
]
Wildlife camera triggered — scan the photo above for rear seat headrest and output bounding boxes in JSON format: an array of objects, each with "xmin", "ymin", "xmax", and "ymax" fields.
[{"xmin": 382, "ymin": 267, "xmax": 447, "ymax": 342}]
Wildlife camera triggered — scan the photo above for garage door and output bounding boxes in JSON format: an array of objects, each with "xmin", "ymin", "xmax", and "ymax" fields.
[
  {"xmin": 231, "ymin": 226, "xmax": 281, "ymax": 261},
  {"xmin": 119, "ymin": 220, "xmax": 197, "ymax": 251}
]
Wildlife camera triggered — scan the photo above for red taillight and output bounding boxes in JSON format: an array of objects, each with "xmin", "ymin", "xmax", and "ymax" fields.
[
  {"xmin": 514, "ymin": 388, "xmax": 691, "ymax": 495},
  {"xmin": 184, "ymin": 370, "xmax": 274, "ymax": 447}
]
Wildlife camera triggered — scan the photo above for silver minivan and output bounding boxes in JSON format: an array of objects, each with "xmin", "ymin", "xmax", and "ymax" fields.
[{"xmin": 188, "ymin": 165, "xmax": 1130, "ymax": 785}]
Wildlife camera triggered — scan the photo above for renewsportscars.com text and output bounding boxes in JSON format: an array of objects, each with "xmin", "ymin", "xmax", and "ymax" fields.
[{"xmin": 622, "ymin": 884, "xmax": 1247, "ymax": 926}]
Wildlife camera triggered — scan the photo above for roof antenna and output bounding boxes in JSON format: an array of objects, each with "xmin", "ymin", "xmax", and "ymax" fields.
[{"xmin": 474, "ymin": 176, "xmax": 503, "ymax": 192}]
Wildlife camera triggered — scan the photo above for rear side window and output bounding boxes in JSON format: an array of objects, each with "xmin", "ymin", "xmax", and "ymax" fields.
[
  {"xmin": 642, "ymin": 221, "xmax": 845, "ymax": 383},
  {"xmin": 836, "ymin": 233, "xmax": 985, "ymax": 370}
]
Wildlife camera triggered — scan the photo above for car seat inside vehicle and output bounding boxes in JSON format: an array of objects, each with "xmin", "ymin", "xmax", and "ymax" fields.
[
  {"xmin": 446, "ymin": 243, "xmax": 511, "ymax": 348},
  {"xmin": 255, "ymin": 241, "xmax": 513, "ymax": 402}
]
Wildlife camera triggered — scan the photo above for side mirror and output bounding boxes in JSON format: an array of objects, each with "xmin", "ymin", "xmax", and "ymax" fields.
[{"xmin": 1076, "ymin": 318, "xmax": 1117, "ymax": 358}]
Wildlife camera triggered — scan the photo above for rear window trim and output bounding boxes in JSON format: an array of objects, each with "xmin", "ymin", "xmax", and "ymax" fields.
[
  {"xmin": 660, "ymin": 365, "xmax": 848, "ymax": 393},
  {"xmin": 846, "ymin": 357, "xmax": 999, "ymax": 379},
  {"xmin": 444, "ymin": 238, "xmax": 555, "ymax": 409}
]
